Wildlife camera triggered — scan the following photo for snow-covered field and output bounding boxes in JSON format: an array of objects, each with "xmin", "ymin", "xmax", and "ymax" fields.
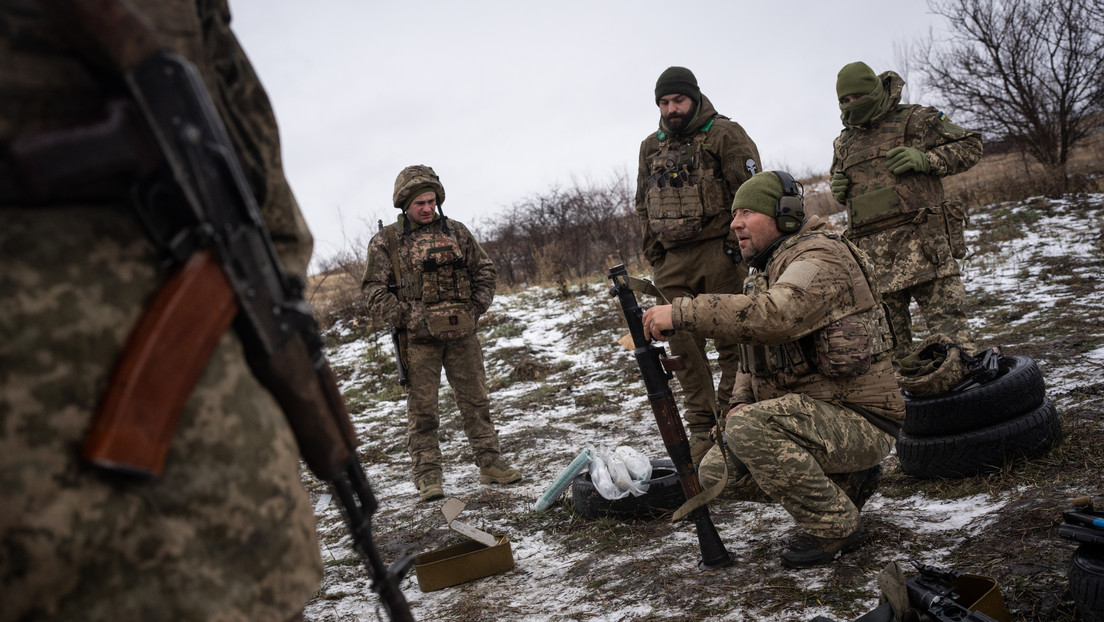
[{"xmin": 304, "ymin": 193, "xmax": 1104, "ymax": 621}]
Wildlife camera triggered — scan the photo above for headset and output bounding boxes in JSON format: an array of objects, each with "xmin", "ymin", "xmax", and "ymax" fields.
[{"xmin": 772, "ymin": 170, "xmax": 805, "ymax": 233}]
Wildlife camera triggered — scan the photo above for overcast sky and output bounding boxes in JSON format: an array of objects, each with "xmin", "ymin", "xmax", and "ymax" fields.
[{"xmin": 229, "ymin": 1, "xmax": 945, "ymax": 271}]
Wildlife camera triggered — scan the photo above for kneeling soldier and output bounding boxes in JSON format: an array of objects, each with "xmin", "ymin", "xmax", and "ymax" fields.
[{"xmin": 642, "ymin": 171, "xmax": 904, "ymax": 567}]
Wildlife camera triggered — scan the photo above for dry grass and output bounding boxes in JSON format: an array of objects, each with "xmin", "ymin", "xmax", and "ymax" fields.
[
  {"xmin": 307, "ymin": 134, "xmax": 1104, "ymax": 331},
  {"xmin": 944, "ymin": 131, "xmax": 1104, "ymax": 206}
]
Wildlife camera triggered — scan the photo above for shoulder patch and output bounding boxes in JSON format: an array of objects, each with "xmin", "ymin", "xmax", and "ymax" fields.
[
  {"xmin": 936, "ymin": 110, "xmax": 950, "ymax": 122},
  {"xmin": 776, "ymin": 260, "xmax": 820, "ymax": 291}
]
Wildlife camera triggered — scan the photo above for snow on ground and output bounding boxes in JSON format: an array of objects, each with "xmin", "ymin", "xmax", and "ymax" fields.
[{"xmin": 304, "ymin": 193, "xmax": 1104, "ymax": 621}]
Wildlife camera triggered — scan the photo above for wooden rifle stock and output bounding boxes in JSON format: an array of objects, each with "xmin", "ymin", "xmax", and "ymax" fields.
[
  {"xmin": 82, "ymin": 249, "xmax": 355, "ymax": 481},
  {"xmin": 57, "ymin": 1, "xmax": 417, "ymax": 619},
  {"xmin": 608, "ymin": 264, "xmax": 735, "ymax": 570},
  {"xmin": 82, "ymin": 250, "xmax": 235, "ymax": 477}
]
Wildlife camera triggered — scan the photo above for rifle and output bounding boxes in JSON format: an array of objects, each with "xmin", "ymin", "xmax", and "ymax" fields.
[
  {"xmin": 39, "ymin": 1, "xmax": 415, "ymax": 619},
  {"xmin": 810, "ymin": 561, "xmax": 1004, "ymax": 622},
  {"xmin": 378, "ymin": 219, "xmax": 408, "ymax": 386},
  {"xmin": 607, "ymin": 264, "xmax": 734, "ymax": 569}
]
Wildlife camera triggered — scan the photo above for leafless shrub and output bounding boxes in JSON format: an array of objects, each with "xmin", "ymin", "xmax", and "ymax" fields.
[
  {"xmin": 916, "ymin": 0, "xmax": 1104, "ymax": 186},
  {"xmin": 480, "ymin": 172, "xmax": 642, "ymax": 290}
]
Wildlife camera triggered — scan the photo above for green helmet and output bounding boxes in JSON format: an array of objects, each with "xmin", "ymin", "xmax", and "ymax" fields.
[
  {"xmin": 894, "ymin": 333, "xmax": 967, "ymax": 397},
  {"xmin": 393, "ymin": 164, "xmax": 446, "ymax": 210}
]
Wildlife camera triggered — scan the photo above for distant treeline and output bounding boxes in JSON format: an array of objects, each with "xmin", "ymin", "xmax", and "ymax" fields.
[{"xmin": 477, "ymin": 173, "xmax": 643, "ymax": 291}]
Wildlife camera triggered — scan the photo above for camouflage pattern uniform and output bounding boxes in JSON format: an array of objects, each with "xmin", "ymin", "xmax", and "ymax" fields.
[
  {"xmin": 832, "ymin": 71, "xmax": 983, "ymax": 358},
  {"xmin": 0, "ymin": 1, "xmax": 321, "ymax": 620},
  {"xmin": 674, "ymin": 216, "xmax": 904, "ymax": 539},
  {"xmin": 636, "ymin": 91, "xmax": 762, "ymax": 463},
  {"xmin": 362, "ymin": 166, "xmax": 504, "ymax": 488}
]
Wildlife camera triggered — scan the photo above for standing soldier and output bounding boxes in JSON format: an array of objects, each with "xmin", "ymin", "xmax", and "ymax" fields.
[
  {"xmin": 830, "ymin": 61, "xmax": 983, "ymax": 359},
  {"xmin": 0, "ymin": 1, "xmax": 321, "ymax": 619},
  {"xmin": 642, "ymin": 171, "xmax": 903, "ymax": 567},
  {"xmin": 636, "ymin": 66, "xmax": 762, "ymax": 464},
  {"xmin": 363, "ymin": 165, "xmax": 520, "ymax": 502}
]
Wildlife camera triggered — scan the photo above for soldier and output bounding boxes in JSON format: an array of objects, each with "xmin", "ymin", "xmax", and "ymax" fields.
[
  {"xmin": 642, "ymin": 171, "xmax": 904, "ymax": 567},
  {"xmin": 830, "ymin": 61, "xmax": 983, "ymax": 359},
  {"xmin": 635, "ymin": 66, "xmax": 762, "ymax": 464},
  {"xmin": 0, "ymin": 1, "xmax": 322, "ymax": 620},
  {"xmin": 362, "ymin": 165, "xmax": 520, "ymax": 502}
]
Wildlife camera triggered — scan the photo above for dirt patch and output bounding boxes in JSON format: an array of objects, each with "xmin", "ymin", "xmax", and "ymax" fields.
[{"xmin": 304, "ymin": 194, "xmax": 1104, "ymax": 622}]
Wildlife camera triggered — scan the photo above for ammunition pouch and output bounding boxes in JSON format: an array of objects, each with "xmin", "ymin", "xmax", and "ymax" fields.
[
  {"xmin": 406, "ymin": 229, "xmax": 476, "ymax": 341},
  {"xmin": 739, "ymin": 306, "xmax": 893, "ymax": 379},
  {"xmin": 643, "ymin": 132, "xmax": 728, "ymax": 246},
  {"xmin": 838, "ymin": 106, "xmax": 946, "ymax": 237},
  {"xmin": 423, "ymin": 301, "xmax": 475, "ymax": 341},
  {"xmin": 813, "ymin": 305, "xmax": 893, "ymax": 377}
]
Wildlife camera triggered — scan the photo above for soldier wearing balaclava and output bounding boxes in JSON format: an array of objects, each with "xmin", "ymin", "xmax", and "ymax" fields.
[{"xmin": 830, "ymin": 61, "xmax": 983, "ymax": 361}]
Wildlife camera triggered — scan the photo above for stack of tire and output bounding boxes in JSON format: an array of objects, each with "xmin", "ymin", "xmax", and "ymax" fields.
[
  {"xmin": 896, "ymin": 354, "xmax": 1062, "ymax": 479},
  {"xmin": 571, "ymin": 458, "xmax": 686, "ymax": 520}
]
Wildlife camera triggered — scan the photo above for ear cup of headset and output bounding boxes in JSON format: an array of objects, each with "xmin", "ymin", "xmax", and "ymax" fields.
[{"xmin": 772, "ymin": 171, "xmax": 805, "ymax": 233}]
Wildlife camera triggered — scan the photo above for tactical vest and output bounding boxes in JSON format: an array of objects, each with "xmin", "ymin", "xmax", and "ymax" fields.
[
  {"xmin": 394, "ymin": 225, "xmax": 476, "ymax": 341},
  {"xmin": 642, "ymin": 120, "xmax": 729, "ymax": 246},
  {"xmin": 738, "ymin": 232, "xmax": 895, "ymax": 378},
  {"xmin": 836, "ymin": 106, "xmax": 945, "ymax": 237}
]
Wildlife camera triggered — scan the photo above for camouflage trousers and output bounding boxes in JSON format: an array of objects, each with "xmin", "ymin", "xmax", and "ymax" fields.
[
  {"xmin": 0, "ymin": 205, "xmax": 321, "ymax": 622},
  {"xmin": 884, "ymin": 273, "xmax": 976, "ymax": 360},
  {"xmin": 652, "ymin": 237, "xmax": 745, "ymax": 463},
  {"xmin": 698, "ymin": 393, "xmax": 894, "ymax": 538},
  {"xmin": 405, "ymin": 334, "xmax": 501, "ymax": 481}
]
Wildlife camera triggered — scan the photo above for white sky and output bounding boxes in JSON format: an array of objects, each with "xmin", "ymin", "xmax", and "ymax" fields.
[{"xmin": 229, "ymin": 1, "xmax": 944, "ymax": 271}]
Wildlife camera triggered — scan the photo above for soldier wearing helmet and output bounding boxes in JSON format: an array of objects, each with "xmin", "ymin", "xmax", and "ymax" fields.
[{"xmin": 362, "ymin": 165, "xmax": 520, "ymax": 502}]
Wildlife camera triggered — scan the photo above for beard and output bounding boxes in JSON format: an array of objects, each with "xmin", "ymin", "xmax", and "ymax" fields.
[
  {"xmin": 663, "ymin": 102, "xmax": 697, "ymax": 132},
  {"xmin": 738, "ymin": 238, "xmax": 759, "ymax": 261}
]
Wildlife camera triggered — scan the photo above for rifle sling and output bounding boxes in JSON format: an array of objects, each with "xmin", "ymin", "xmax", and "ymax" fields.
[
  {"xmin": 621, "ymin": 276, "xmax": 729, "ymax": 521},
  {"xmin": 383, "ymin": 225, "xmax": 409, "ymax": 366}
]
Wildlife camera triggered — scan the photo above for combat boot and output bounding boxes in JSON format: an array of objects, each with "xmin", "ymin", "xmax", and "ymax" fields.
[
  {"xmin": 688, "ymin": 428, "xmax": 714, "ymax": 466},
  {"xmin": 780, "ymin": 525, "xmax": 868, "ymax": 568},
  {"xmin": 415, "ymin": 472, "xmax": 444, "ymax": 502},
  {"xmin": 841, "ymin": 464, "xmax": 882, "ymax": 511},
  {"xmin": 478, "ymin": 458, "xmax": 521, "ymax": 485}
]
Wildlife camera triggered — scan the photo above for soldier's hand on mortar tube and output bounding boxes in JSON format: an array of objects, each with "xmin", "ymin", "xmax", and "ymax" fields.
[
  {"xmin": 830, "ymin": 172, "xmax": 850, "ymax": 203},
  {"xmin": 885, "ymin": 146, "xmax": 930, "ymax": 175},
  {"xmin": 642, "ymin": 304, "xmax": 674, "ymax": 341}
]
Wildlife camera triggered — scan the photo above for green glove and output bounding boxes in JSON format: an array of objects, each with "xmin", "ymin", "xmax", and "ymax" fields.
[
  {"xmin": 830, "ymin": 172, "xmax": 850, "ymax": 203},
  {"xmin": 885, "ymin": 146, "xmax": 930, "ymax": 175}
]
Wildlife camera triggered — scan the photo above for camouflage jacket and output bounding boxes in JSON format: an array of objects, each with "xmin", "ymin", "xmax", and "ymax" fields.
[
  {"xmin": 670, "ymin": 216, "xmax": 905, "ymax": 422},
  {"xmin": 831, "ymin": 72, "xmax": 981, "ymax": 292},
  {"xmin": 0, "ymin": 1, "xmax": 321, "ymax": 619},
  {"xmin": 362, "ymin": 214, "xmax": 496, "ymax": 343},
  {"xmin": 635, "ymin": 94, "xmax": 761, "ymax": 263}
]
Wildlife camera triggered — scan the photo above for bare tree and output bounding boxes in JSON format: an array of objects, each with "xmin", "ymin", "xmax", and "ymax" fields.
[
  {"xmin": 917, "ymin": 0, "xmax": 1104, "ymax": 177},
  {"xmin": 480, "ymin": 173, "xmax": 640, "ymax": 289}
]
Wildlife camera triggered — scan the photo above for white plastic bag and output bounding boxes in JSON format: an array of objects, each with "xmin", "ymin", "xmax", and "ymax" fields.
[{"xmin": 589, "ymin": 445, "xmax": 652, "ymax": 500}]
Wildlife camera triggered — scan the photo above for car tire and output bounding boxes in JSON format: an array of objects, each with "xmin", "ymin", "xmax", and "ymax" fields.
[
  {"xmin": 1070, "ymin": 544, "xmax": 1104, "ymax": 622},
  {"xmin": 902, "ymin": 355, "xmax": 1046, "ymax": 437},
  {"xmin": 571, "ymin": 458, "xmax": 685, "ymax": 520},
  {"xmin": 896, "ymin": 396, "xmax": 1062, "ymax": 479}
]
